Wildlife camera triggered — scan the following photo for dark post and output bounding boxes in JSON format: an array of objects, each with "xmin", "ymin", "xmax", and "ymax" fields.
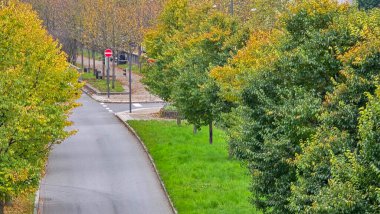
[
  {"xmin": 102, "ymin": 55, "xmax": 105, "ymax": 77},
  {"xmin": 193, "ymin": 125, "xmax": 197, "ymax": 134},
  {"xmin": 209, "ymin": 121, "xmax": 213, "ymax": 144},
  {"xmin": 0, "ymin": 200, "xmax": 4, "ymax": 214},
  {"xmin": 176, "ymin": 115, "xmax": 181, "ymax": 126},
  {"xmin": 129, "ymin": 46, "xmax": 132, "ymax": 113},
  {"xmin": 88, "ymin": 49, "xmax": 91, "ymax": 70},
  {"xmin": 107, "ymin": 57, "xmax": 110, "ymax": 98},
  {"xmin": 92, "ymin": 49, "xmax": 96, "ymax": 75},
  {"xmin": 229, "ymin": 0, "xmax": 234, "ymax": 15},
  {"xmin": 81, "ymin": 45, "xmax": 84, "ymax": 70},
  {"xmin": 112, "ymin": 50, "xmax": 115, "ymax": 89}
]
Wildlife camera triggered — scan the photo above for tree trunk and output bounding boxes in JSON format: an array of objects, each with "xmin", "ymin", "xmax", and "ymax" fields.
[
  {"xmin": 88, "ymin": 49, "xmax": 91, "ymax": 70},
  {"xmin": 102, "ymin": 53, "xmax": 105, "ymax": 78},
  {"xmin": 209, "ymin": 121, "xmax": 213, "ymax": 144},
  {"xmin": 92, "ymin": 49, "xmax": 96, "ymax": 75},
  {"xmin": 0, "ymin": 201, "xmax": 4, "ymax": 214},
  {"xmin": 176, "ymin": 114, "xmax": 181, "ymax": 126},
  {"xmin": 81, "ymin": 46, "xmax": 84, "ymax": 70},
  {"xmin": 193, "ymin": 125, "xmax": 197, "ymax": 134}
]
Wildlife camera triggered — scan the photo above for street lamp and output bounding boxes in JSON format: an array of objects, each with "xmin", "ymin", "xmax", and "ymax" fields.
[{"xmin": 128, "ymin": 42, "xmax": 137, "ymax": 113}]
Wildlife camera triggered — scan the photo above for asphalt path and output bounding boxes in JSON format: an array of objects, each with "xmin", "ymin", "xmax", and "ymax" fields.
[{"xmin": 39, "ymin": 94, "xmax": 173, "ymax": 214}]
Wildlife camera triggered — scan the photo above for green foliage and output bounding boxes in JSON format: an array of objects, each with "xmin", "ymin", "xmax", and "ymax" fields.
[
  {"xmin": 143, "ymin": 0, "xmax": 249, "ymax": 130},
  {"xmin": 358, "ymin": 0, "xmax": 380, "ymax": 10},
  {"xmin": 0, "ymin": 0, "xmax": 81, "ymax": 205},
  {"xmin": 142, "ymin": 0, "xmax": 190, "ymax": 101},
  {"xmin": 143, "ymin": 0, "xmax": 380, "ymax": 212},
  {"xmin": 213, "ymin": 0, "xmax": 380, "ymax": 213},
  {"xmin": 128, "ymin": 120, "xmax": 259, "ymax": 214}
]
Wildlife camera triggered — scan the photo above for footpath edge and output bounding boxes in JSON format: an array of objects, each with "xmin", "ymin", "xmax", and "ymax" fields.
[{"xmin": 115, "ymin": 115, "xmax": 178, "ymax": 214}]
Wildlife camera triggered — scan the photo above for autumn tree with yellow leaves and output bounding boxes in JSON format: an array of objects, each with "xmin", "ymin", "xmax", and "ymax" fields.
[{"xmin": 0, "ymin": 1, "xmax": 81, "ymax": 212}]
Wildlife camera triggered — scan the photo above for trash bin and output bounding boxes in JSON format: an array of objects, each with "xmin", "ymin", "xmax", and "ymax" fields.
[{"xmin": 96, "ymin": 70, "xmax": 103, "ymax": 79}]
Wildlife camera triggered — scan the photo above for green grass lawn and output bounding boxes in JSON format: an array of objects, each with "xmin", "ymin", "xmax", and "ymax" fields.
[
  {"xmin": 128, "ymin": 120, "xmax": 259, "ymax": 214},
  {"xmin": 81, "ymin": 72, "xmax": 124, "ymax": 93}
]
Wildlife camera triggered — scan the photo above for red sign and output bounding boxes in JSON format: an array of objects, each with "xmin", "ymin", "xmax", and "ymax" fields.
[{"xmin": 104, "ymin": 49, "xmax": 113, "ymax": 57}]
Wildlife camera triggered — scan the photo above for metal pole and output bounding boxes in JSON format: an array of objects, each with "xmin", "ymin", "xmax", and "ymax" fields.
[
  {"xmin": 107, "ymin": 57, "xmax": 110, "ymax": 98},
  {"xmin": 229, "ymin": 0, "xmax": 234, "ymax": 15},
  {"xmin": 112, "ymin": 51, "xmax": 115, "ymax": 89},
  {"xmin": 129, "ymin": 47, "xmax": 132, "ymax": 113}
]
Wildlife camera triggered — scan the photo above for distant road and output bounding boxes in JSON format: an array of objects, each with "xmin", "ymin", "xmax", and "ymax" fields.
[{"xmin": 38, "ymin": 94, "xmax": 173, "ymax": 214}]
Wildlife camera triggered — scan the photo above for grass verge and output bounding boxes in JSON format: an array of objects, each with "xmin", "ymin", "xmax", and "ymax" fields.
[
  {"xmin": 81, "ymin": 72, "xmax": 124, "ymax": 93},
  {"xmin": 128, "ymin": 120, "xmax": 259, "ymax": 214}
]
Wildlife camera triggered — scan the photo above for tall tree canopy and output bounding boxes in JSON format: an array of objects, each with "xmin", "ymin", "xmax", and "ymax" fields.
[
  {"xmin": 0, "ymin": 1, "xmax": 81, "ymax": 212},
  {"xmin": 211, "ymin": 0, "xmax": 380, "ymax": 213},
  {"xmin": 142, "ymin": 0, "xmax": 250, "ymax": 143}
]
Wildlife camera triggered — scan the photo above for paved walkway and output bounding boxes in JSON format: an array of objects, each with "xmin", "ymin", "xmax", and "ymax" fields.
[
  {"xmin": 38, "ymin": 94, "xmax": 173, "ymax": 214},
  {"xmin": 77, "ymin": 57, "xmax": 163, "ymax": 103}
]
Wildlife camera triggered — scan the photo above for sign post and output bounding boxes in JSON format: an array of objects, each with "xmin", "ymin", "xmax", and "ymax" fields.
[
  {"xmin": 128, "ymin": 46, "xmax": 132, "ymax": 113},
  {"xmin": 104, "ymin": 49, "xmax": 113, "ymax": 98}
]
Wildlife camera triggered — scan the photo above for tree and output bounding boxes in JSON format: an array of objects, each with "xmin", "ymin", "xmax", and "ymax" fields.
[
  {"xmin": 289, "ymin": 8, "xmax": 380, "ymax": 213},
  {"xmin": 143, "ymin": 0, "xmax": 249, "ymax": 143},
  {"xmin": 0, "ymin": 1, "xmax": 81, "ymax": 212},
  {"xmin": 142, "ymin": 0, "xmax": 191, "ymax": 101},
  {"xmin": 211, "ymin": 0, "xmax": 360, "ymax": 212},
  {"xmin": 23, "ymin": 0, "xmax": 85, "ymax": 63}
]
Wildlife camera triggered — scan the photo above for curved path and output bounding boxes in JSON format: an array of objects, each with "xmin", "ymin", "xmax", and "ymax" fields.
[{"xmin": 38, "ymin": 94, "xmax": 173, "ymax": 214}]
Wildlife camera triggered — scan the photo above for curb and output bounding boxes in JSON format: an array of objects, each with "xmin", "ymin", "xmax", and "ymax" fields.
[
  {"xmin": 81, "ymin": 88, "xmax": 165, "ymax": 104},
  {"xmin": 33, "ymin": 188, "xmax": 39, "ymax": 214},
  {"xmin": 83, "ymin": 82, "xmax": 130, "ymax": 96},
  {"xmin": 115, "ymin": 115, "xmax": 178, "ymax": 214}
]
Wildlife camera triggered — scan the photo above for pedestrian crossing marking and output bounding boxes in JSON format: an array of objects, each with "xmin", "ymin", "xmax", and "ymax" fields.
[{"xmin": 133, "ymin": 103, "xmax": 142, "ymax": 107}]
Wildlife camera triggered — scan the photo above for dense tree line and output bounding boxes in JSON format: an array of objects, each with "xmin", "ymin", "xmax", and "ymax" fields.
[
  {"xmin": 143, "ymin": 0, "xmax": 380, "ymax": 213},
  {"xmin": 22, "ymin": 0, "xmax": 165, "ymax": 64},
  {"xmin": 142, "ymin": 0, "xmax": 288, "ymax": 143},
  {"xmin": 0, "ymin": 1, "xmax": 81, "ymax": 213}
]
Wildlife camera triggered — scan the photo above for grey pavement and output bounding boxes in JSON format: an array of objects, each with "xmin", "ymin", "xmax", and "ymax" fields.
[{"xmin": 38, "ymin": 94, "xmax": 173, "ymax": 214}]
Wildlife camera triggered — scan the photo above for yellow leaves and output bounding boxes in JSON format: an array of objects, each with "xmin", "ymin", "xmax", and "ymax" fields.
[
  {"xmin": 234, "ymin": 30, "xmax": 282, "ymax": 68},
  {"xmin": 288, "ymin": 0, "xmax": 348, "ymax": 17},
  {"xmin": 188, "ymin": 26, "xmax": 230, "ymax": 46},
  {"xmin": 0, "ymin": 1, "xmax": 82, "ymax": 200},
  {"xmin": 337, "ymin": 10, "xmax": 380, "ymax": 66},
  {"xmin": 211, "ymin": 29, "xmax": 284, "ymax": 103},
  {"xmin": 210, "ymin": 66, "xmax": 243, "ymax": 102}
]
